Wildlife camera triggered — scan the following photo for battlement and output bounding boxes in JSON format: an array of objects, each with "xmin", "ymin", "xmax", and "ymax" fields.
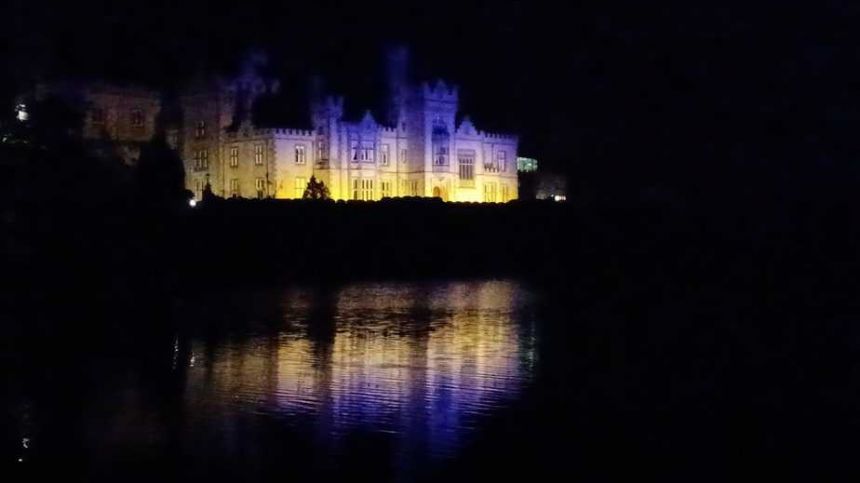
[
  {"xmin": 273, "ymin": 128, "xmax": 315, "ymax": 137},
  {"xmin": 225, "ymin": 126, "xmax": 315, "ymax": 139},
  {"xmin": 381, "ymin": 126, "xmax": 398, "ymax": 134},
  {"xmin": 420, "ymin": 80, "xmax": 459, "ymax": 101},
  {"xmin": 480, "ymin": 131, "xmax": 518, "ymax": 142}
]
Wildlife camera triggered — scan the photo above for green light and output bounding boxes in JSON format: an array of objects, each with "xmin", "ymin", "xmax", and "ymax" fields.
[{"xmin": 516, "ymin": 157, "xmax": 537, "ymax": 172}]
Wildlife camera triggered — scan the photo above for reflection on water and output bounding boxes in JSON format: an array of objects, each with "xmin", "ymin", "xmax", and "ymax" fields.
[
  {"xmin": 182, "ymin": 280, "xmax": 536, "ymax": 476},
  {"xmin": 2, "ymin": 280, "xmax": 537, "ymax": 481}
]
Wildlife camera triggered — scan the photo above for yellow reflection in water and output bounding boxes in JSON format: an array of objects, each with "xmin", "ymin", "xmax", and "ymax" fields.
[{"xmin": 185, "ymin": 280, "xmax": 535, "ymax": 457}]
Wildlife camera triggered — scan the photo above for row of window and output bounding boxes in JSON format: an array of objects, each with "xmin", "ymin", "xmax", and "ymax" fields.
[
  {"xmin": 193, "ymin": 145, "xmax": 507, "ymax": 175},
  {"xmin": 482, "ymin": 182, "xmax": 510, "ymax": 203},
  {"xmin": 228, "ymin": 178, "xmax": 268, "ymax": 199},
  {"xmin": 227, "ymin": 145, "xmax": 269, "ymax": 167},
  {"xmin": 210, "ymin": 175, "xmax": 509, "ymax": 202},
  {"xmin": 348, "ymin": 142, "xmax": 405, "ymax": 166}
]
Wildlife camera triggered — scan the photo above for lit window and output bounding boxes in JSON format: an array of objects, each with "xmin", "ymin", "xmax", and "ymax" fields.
[
  {"xmin": 131, "ymin": 109, "xmax": 144, "ymax": 128},
  {"xmin": 497, "ymin": 151, "xmax": 507, "ymax": 171},
  {"xmin": 483, "ymin": 182, "xmax": 497, "ymax": 202},
  {"xmin": 410, "ymin": 180, "xmax": 419, "ymax": 196},
  {"xmin": 229, "ymin": 178, "xmax": 240, "ymax": 197},
  {"xmin": 351, "ymin": 179, "xmax": 374, "ymax": 200},
  {"xmin": 350, "ymin": 136, "xmax": 359, "ymax": 161},
  {"xmin": 229, "ymin": 146, "xmax": 239, "ymax": 168},
  {"xmin": 501, "ymin": 184, "xmax": 509, "ymax": 202},
  {"xmin": 254, "ymin": 144, "xmax": 264, "ymax": 165},
  {"xmin": 255, "ymin": 178, "xmax": 266, "ymax": 199},
  {"xmin": 361, "ymin": 142, "xmax": 374, "ymax": 162},
  {"xmin": 195, "ymin": 121, "xmax": 206, "ymax": 138},
  {"xmin": 295, "ymin": 177, "xmax": 306, "ymax": 198},
  {"xmin": 193, "ymin": 149, "xmax": 209, "ymax": 170},
  {"xmin": 295, "ymin": 145, "xmax": 306, "ymax": 165},
  {"xmin": 381, "ymin": 180, "xmax": 392, "ymax": 198},
  {"xmin": 434, "ymin": 145, "xmax": 448, "ymax": 166},
  {"xmin": 458, "ymin": 150, "xmax": 475, "ymax": 187},
  {"xmin": 380, "ymin": 144, "xmax": 390, "ymax": 166},
  {"xmin": 317, "ymin": 139, "xmax": 328, "ymax": 160}
]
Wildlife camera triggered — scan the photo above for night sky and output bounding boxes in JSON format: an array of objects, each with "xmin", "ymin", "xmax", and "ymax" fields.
[{"xmin": 5, "ymin": 0, "xmax": 859, "ymax": 200}]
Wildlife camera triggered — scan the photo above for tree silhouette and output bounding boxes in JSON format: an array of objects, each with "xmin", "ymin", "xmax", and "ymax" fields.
[
  {"xmin": 135, "ymin": 134, "xmax": 188, "ymax": 208},
  {"xmin": 302, "ymin": 176, "xmax": 330, "ymax": 200}
]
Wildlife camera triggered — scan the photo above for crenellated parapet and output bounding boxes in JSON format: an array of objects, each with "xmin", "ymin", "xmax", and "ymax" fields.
[
  {"xmin": 273, "ymin": 128, "xmax": 315, "ymax": 137},
  {"xmin": 225, "ymin": 127, "xmax": 315, "ymax": 139},
  {"xmin": 480, "ymin": 131, "xmax": 519, "ymax": 143}
]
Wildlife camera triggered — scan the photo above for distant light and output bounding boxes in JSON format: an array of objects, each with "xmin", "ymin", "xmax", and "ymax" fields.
[
  {"xmin": 553, "ymin": 195, "xmax": 566, "ymax": 202},
  {"xmin": 189, "ymin": 199, "xmax": 197, "ymax": 207},
  {"xmin": 17, "ymin": 458, "xmax": 23, "ymax": 463},
  {"xmin": 15, "ymin": 104, "xmax": 28, "ymax": 122}
]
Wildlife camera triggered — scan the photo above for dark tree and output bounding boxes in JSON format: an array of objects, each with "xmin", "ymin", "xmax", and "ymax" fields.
[
  {"xmin": 302, "ymin": 176, "xmax": 330, "ymax": 200},
  {"xmin": 135, "ymin": 135, "xmax": 188, "ymax": 208}
]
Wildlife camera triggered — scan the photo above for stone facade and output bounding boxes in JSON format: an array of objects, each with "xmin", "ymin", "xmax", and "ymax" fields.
[
  {"xmin": 44, "ymin": 49, "xmax": 519, "ymax": 202},
  {"xmin": 192, "ymin": 49, "xmax": 518, "ymax": 202}
]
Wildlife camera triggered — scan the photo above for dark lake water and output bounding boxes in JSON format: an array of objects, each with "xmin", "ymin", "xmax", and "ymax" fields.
[
  {"xmin": 3, "ymin": 280, "xmax": 545, "ymax": 482},
  {"xmin": 5, "ymin": 276, "xmax": 859, "ymax": 481}
]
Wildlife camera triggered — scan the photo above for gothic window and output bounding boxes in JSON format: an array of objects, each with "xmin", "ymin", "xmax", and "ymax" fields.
[
  {"xmin": 317, "ymin": 139, "xmax": 328, "ymax": 160},
  {"xmin": 381, "ymin": 180, "xmax": 392, "ymax": 198},
  {"xmin": 435, "ymin": 145, "xmax": 449, "ymax": 166},
  {"xmin": 361, "ymin": 142, "xmax": 374, "ymax": 162},
  {"xmin": 295, "ymin": 145, "xmax": 306, "ymax": 165},
  {"xmin": 254, "ymin": 144, "xmax": 264, "ymax": 165},
  {"xmin": 431, "ymin": 119, "xmax": 450, "ymax": 167},
  {"xmin": 380, "ymin": 144, "xmax": 390, "ymax": 166},
  {"xmin": 458, "ymin": 150, "xmax": 475, "ymax": 187},
  {"xmin": 497, "ymin": 151, "xmax": 507, "ymax": 171},
  {"xmin": 255, "ymin": 177, "xmax": 265, "ymax": 199},
  {"xmin": 483, "ymin": 182, "xmax": 497, "ymax": 202},
  {"xmin": 193, "ymin": 149, "xmax": 209, "ymax": 170},
  {"xmin": 229, "ymin": 146, "xmax": 239, "ymax": 168},
  {"xmin": 350, "ymin": 136, "xmax": 359, "ymax": 161},
  {"xmin": 352, "ymin": 179, "xmax": 374, "ymax": 200},
  {"xmin": 230, "ymin": 178, "xmax": 240, "ymax": 197}
]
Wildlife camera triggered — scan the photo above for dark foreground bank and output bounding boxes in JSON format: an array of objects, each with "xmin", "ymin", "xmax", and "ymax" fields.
[{"xmin": 3, "ymin": 193, "xmax": 860, "ymax": 481}]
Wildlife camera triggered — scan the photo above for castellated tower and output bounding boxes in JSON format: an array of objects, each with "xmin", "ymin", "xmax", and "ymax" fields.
[
  {"xmin": 310, "ymin": 95, "xmax": 344, "ymax": 167},
  {"xmin": 406, "ymin": 80, "xmax": 459, "ymax": 183}
]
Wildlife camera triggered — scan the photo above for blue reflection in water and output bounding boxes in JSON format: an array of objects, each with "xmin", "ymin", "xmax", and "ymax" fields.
[{"xmin": 183, "ymin": 280, "xmax": 537, "ymax": 475}]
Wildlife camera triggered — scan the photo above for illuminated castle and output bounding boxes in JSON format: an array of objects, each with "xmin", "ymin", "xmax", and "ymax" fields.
[
  {"xmin": 176, "ymin": 48, "xmax": 518, "ymax": 202},
  {"xmin": 38, "ymin": 48, "xmax": 519, "ymax": 202}
]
